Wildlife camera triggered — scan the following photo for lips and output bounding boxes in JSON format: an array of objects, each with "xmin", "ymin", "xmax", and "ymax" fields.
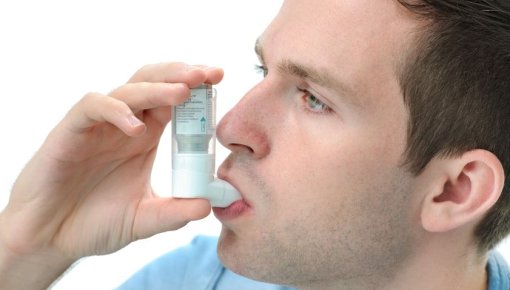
[
  {"xmin": 213, "ymin": 199, "xmax": 251, "ymax": 220},
  {"xmin": 215, "ymin": 169, "xmax": 251, "ymax": 220}
]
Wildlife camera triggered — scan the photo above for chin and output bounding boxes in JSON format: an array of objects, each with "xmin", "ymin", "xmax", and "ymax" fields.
[
  {"xmin": 216, "ymin": 227, "xmax": 260, "ymax": 279},
  {"xmin": 216, "ymin": 227, "xmax": 292, "ymax": 285},
  {"xmin": 217, "ymin": 227, "xmax": 242, "ymax": 269}
]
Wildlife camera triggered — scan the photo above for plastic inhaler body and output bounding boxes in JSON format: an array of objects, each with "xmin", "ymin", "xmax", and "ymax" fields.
[{"xmin": 172, "ymin": 84, "xmax": 242, "ymax": 207}]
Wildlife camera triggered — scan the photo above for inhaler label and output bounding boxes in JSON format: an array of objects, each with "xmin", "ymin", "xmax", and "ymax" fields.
[{"xmin": 175, "ymin": 87, "xmax": 215, "ymax": 135}]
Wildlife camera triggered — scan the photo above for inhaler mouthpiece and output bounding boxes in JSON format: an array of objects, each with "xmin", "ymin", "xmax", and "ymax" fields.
[{"xmin": 172, "ymin": 84, "xmax": 242, "ymax": 207}]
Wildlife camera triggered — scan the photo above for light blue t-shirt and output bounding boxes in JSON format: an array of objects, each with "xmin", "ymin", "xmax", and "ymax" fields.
[
  {"xmin": 116, "ymin": 236, "xmax": 510, "ymax": 290},
  {"xmin": 487, "ymin": 251, "xmax": 510, "ymax": 290},
  {"xmin": 115, "ymin": 236, "xmax": 295, "ymax": 290}
]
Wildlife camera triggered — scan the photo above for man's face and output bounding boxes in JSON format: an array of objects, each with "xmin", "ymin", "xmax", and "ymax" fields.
[{"xmin": 214, "ymin": 0, "xmax": 421, "ymax": 287}]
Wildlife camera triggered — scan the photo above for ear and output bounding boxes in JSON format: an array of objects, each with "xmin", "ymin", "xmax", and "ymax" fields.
[{"xmin": 421, "ymin": 149, "xmax": 505, "ymax": 233}]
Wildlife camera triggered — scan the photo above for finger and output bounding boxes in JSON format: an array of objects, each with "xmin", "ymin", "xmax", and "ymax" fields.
[
  {"xmin": 128, "ymin": 62, "xmax": 207, "ymax": 88},
  {"xmin": 65, "ymin": 92, "xmax": 146, "ymax": 137},
  {"xmin": 128, "ymin": 62, "xmax": 224, "ymax": 88},
  {"xmin": 132, "ymin": 198, "xmax": 211, "ymax": 240},
  {"xmin": 194, "ymin": 65, "xmax": 224, "ymax": 84},
  {"xmin": 109, "ymin": 82, "xmax": 190, "ymax": 112},
  {"xmin": 205, "ymin": 67, "xmax": 224, "ymax": 84}
]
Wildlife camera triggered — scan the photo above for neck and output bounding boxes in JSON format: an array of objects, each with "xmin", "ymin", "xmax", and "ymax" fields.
[
  {"xmin": 297, "ymin": 234, "xmax": 488, "ymax": 290},
  {"xmin": 386, "ymin": 235, "xmax": 488, "ymax": 290}
]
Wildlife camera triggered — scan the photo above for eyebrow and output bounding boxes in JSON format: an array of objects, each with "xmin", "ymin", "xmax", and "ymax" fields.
[{"xmin": 255, "ymin": 39, "xmax": 359, "ymax": 106}]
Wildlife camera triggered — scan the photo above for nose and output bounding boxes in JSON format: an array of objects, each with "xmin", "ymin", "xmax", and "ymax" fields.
[{"xmin": 217, "ymin": 86, "xmax": 271, "ymax": 159}]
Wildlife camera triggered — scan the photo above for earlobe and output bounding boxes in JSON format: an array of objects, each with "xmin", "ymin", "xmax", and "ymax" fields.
[{"xmin": 421, "ymin": 150, "xmax": 505, "ymax": 233}]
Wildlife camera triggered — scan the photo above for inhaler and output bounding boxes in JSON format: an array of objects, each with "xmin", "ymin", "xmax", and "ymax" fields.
[{"xmin": 172, "ymin": 84, "xmax": 241, "ymax": 207}]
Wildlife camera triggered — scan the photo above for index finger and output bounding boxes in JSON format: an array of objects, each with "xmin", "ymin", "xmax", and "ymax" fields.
[{"xmin": 128, "ymin": 62, "xmax": 224, "ymax": 86}]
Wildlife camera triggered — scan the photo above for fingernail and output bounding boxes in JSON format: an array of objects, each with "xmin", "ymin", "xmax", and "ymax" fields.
[{"xmin": 128, "ymin": 114, "xmax": 144, "ymax": 127}]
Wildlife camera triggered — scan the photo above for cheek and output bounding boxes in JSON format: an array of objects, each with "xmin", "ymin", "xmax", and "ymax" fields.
[
  {"xmin": 271, "ymin": 128, "xmax": 396, "ymax": 191},
  {"xmin": 250, "ymin": 80, "xmax": 409, "ymax": 220},
  {"xmin": 251, "ymin": 130, "xmax": 415, "ymax": 272},
  {"xmin": 259, "ymin": 121, "xmax": 408, "ymax": 227}
]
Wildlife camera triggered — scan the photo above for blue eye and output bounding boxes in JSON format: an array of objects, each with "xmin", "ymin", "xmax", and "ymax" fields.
[
  {"xmin": 254, "ymin": 64, "xmax": 268, "ymax": 77},
  {"xmin": 302, "ymin": 90, "xmax": 332, "ymax": 114}
]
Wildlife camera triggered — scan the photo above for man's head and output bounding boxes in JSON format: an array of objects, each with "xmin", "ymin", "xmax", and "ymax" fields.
[{"xmin": 213, "ymin": 0, "xmax": 509, "ymax": 288}]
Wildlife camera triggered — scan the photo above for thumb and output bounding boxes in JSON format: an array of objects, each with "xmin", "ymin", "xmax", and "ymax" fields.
[{"xmin": 132, "ymin": 198, "xmax": 211, "ymax": 240}]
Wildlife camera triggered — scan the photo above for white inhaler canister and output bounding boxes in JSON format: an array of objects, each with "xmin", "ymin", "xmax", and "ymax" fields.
[{"xmin": 172, "ymin": 84, "xmax": 241, "ymax": 207}]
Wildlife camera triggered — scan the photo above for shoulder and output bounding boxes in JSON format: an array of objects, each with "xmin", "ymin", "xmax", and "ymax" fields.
[{"xmin": 487, "ymin": 251, "xmax": 510, "ymax": 290}]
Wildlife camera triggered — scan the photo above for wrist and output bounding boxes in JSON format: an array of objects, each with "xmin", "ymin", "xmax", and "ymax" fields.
[{"xmin": 0, "ymin": 239, "xmax": 75, "ymax": 290}]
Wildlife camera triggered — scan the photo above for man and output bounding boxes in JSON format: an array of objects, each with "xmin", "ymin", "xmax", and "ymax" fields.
[{"xmin": 1, "ymin": 0, "xmax": 509, "ymax": 289}]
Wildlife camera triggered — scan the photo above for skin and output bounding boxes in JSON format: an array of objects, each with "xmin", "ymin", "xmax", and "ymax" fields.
[
  {"xmin": 0, "ymin": 63, "xmax": 223, "ymax": 289},
  {"xmin": 215, "ymin": 0, "xmax": 501, "ymax": 289},
  {"xmin": 0, "ymin": 1, "xmax": 504, "ymax": 289},
  {"xmin": 215, "ymin": 0, "xmax": 418, "ymax": 287}
]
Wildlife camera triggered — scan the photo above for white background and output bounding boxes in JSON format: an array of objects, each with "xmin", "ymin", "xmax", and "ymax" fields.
[{"xmin": 0, "ymin": 1, "xmax": 508, "ymax": 289}]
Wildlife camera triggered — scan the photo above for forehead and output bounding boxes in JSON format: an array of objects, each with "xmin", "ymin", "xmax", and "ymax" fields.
[
  {"xmin": 263, "ymin": 0, "xmax": 416, "ymax": 59},
  {"xmin": 260, "ymin": 0, "xmax": 419, "ymax": 106}
]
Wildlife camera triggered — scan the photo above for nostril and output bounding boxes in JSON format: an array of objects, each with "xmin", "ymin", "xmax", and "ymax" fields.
[{"xmin": 229, "ymin": 143, "xmax": 255, "ymax": 154}]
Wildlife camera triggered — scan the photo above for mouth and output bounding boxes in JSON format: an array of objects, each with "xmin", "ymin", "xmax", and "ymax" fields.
[
  {"xmin": 212, "ymin": 199, "xmax": 250, "ymax": 220},
  {"xmin": 215, "ymin": 170, "xmax": 252, "ymax": 220}
]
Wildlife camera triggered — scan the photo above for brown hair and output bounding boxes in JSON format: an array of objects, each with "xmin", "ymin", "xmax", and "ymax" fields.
[{"xmin": 397, "ymin": 0, "xmax": 510, "ymax": 252}]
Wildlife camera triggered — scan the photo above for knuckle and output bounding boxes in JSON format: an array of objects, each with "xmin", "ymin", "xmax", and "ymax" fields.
[
  {"xmin": 131, "ymin": 62, "xmax": 189, "ymax": 82},
  {"xmin": 157, "ymin": 83, "xmax": 189, "ymax": 105},
  {"xmin": 173, "ymin": 83, "xmax": 190, "ymax": 97},
  {"xmin": 135, "ymin": 61, "xmax": 187, "ymax": 75},
  {"xmin": 137, "ymin": 63, "xmax": 154, "ymax": 74},
  {"xmin": 81, "ymin": 91, "xmax": 103, "ymax": 103},
  {"xmin": 160, "ymin": 62, "xmax": 186, "ymax": 70},
  {"xmin": 81, "ymin": 92, "xmax": 130, "ymax": 116},
  {"xmin": 128, "ymin": 64, "xmax": 154, "ymax": 82},
  {"xmin": 76, "ymin": 92, "xmax": 105, "ymax": 110},
  {"xmin": 110, "ymin": 99, "xmax": 131, "ymax": 117}
]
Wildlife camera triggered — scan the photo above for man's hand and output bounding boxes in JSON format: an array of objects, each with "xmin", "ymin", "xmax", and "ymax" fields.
[{"xmin": 0, "ymin": 63, "xmax": 223, "ymax": 289}]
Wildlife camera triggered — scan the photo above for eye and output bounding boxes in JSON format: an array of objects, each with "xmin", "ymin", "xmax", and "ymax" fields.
[
  {"xmin": 300, "ymin": 89, "xmax": 332, "ymax": 114},
  {"xmin": 254, "ymin": 64, "xmax": 268, "ymax": 77}
]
